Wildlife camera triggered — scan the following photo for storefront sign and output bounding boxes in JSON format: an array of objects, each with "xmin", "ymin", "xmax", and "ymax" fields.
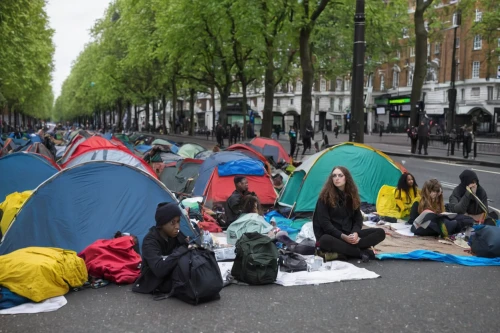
[{"xmin": 389, "ymin": 97, "xmax": 411, "ymax": 105}]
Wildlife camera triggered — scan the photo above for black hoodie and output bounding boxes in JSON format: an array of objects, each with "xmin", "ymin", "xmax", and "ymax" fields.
[
  {"xmin": 132, "ymin": 226, "xmax": 188, "ymax": 294},
  {"xmin": 448, "ymin": 170, "xmax": 488, "ymax": 215}
]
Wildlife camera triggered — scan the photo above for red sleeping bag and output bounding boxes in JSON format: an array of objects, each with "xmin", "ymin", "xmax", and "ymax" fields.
[
  {"xmin": 198, "ymin": 222, "xmax": 222, "ymax": 233},
  {"xmin": 78, "ymin": 236, "xmax": 141, "ymax": 284}
]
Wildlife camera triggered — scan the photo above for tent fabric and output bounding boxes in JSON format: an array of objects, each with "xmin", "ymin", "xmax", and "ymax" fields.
[
  {"xmin": 62, "ymin": 136, "xmax": 157, "ymax": 179},
  {"xmin": 194, "ymin": 150, "xmax": 214, "ymax": 160},
  {"xmin": 377, "ymin": 250, "xmax": 500, "ymax": 267},
  {"xmin": 0, "ymin": 191, "xmax": 32, "ymax": 236},
  {"xmin": 192, "ymin": 151, "xmax": 253, "ymax": 197},
  {"xmin": 0, "ymin": 153, "xmax": 59, "ymax": 202},
  {"xmin": 160, "ymin": 159, "xmax": 203, "ymax": 194},
  {"xmin": 204, "ymin": 172, "xmax": 277, "ymax": 206},
  {"xmin": 250, "ymin": 137, "xmax": 291, "ymax": 163},
  {"xmin": 134, "ymin": 144, "xmax": 152, "ymax": 154},
  {"xmin": 0, "ymin": 162, "xmax": 197, "ymax": 255},
  {"xmin": 59, "ymin": 135, "xmax": 87, "ymax": 164},
  {"xmin": 21, "ymin": 142, "xmax": 55, "ymax": 162},
  {"xmin": 227, "ymin": 144, "xmax": 271, "ymax": 173},
  {"xmin": 278, "ymin": 143, "xmax": 403, "ymax": 212},
  {"xmin": 0, "ymin": 247, "xmax": 88, "ymax": 302},
  {"xmin": 177, "ymin": 143, "xmax": 206, "ymax": 158},
  {"xmin": 218, "ymin": 159, "xmax": 265, "ymax": 177}
]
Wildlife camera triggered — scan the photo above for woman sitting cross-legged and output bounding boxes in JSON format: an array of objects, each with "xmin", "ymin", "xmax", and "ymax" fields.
[
  {"xmin": 313, "ymin": 166, "xmax": 386, "ymax": 263},
  {"xmin": 408, "ymin": 179, "xmax": 462, "ymax": 237}
]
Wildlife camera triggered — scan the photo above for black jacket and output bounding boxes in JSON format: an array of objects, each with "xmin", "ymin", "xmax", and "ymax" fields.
[
  {"xmin": 226, "ymin": 189, "xmax": 253, "ymax": 224},
  {"xmin": 417, "ymin": 124, "xmax": 428, "ymax": 138},
  {"xmin": 448, "ymin": 170, "xmax": 488, "ymax": 215},
  {"xmin": 312, "ymin": 192, "xmax": 363, "ymax": 240},
  {"xmin": 132, "ymin": 226, "xmax": 188, "ymax": 294}
]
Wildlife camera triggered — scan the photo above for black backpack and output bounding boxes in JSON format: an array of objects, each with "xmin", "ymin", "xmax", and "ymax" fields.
[
  {"xmin": 278, "ymin": 250, "xmax": 308, "ymax": 273},
  {"xmin": 231, "ymin": 233, "xmax": 279, "ymax": 285},
  {"xmin": 168, "ymin": 247, "xmax": 223, "ymax": 305}
]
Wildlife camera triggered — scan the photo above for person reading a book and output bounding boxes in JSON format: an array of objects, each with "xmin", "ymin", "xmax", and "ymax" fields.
[
  {"xmin": 448, "ymin": 170, "xmax": 490, "ymax": 223},
  {"xmin": 408, "ymin": 179, "xmax": 460, "ymax": 237},
  {"xmin": 313, "ymin": 166, "xmax": 386, "ymax": 262},
  {"xmin": 394, "ymin": 172, "xmax": 420, "ymax": 218}
]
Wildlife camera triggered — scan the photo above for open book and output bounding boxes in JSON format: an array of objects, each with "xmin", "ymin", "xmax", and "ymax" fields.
[{"xmin": 413, "ymin": 210, "xmax": 457, "ymax": 229}]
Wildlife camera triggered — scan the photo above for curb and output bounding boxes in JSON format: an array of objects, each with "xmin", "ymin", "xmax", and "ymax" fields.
[{"xmin": 381, "ymin": 150, "xmax": 500, "ymax": 168}]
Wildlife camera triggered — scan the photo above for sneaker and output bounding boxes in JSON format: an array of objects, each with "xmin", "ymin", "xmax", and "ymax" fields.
[
  {"xmin": 360, "ymin": 249, "xmax": 376, "ymax": 263},
  {"xmin": 316, "ymin": 249, "xmax": 345, "ymax": 262}
]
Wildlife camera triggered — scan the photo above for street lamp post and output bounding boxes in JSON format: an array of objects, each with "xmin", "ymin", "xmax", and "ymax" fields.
[
  {"xmin": 447, "ymin": 11, "xmax": 461, "ymax": 155},
  {"xmin": 349, "ymin": 0, "xmax": 366, "ymax": 143}
]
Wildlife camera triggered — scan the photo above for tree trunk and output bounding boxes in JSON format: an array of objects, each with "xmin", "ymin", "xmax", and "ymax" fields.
[
  {"xmin": 102, "ymin": 109, "xmax": 107, "ymax": 131},
  {"xmin": 218, "ymin": 87, "xmax": 229, "ymax": 127},
  {"xmin": 262, "ymin": 48, "xmax": 275, "ymax": 138},
  {"xmin": 299, "ymin": 27, "xmax": 314, "ymax": 137},
  {"xmin": 189, "ymin": 88, "xmax": 195, "ymax": 136},
  {"xmin": 161, "ymin": 94, "xmax": 167, "ymax": 133},
  {"xmin": 410, "ymin": 0, "xmax": 433, "ymax": 127},
  {"xmin": 126, "ymin": 101, "xmax": 132, "ymax": 130},
  {"xmin": 8, "ymin": 106, "xmax": 12, "ymax": 128},
  {"xmin": 211, "ymin": 84, "xmax": 216, "ymax": 134},
  {"xmin": 241, "ymin": 78, "xmax": 248, "ymax": 140},
  {"xmin": 172, "ymin": 79, "xmax": 177, "ymax": 133},
  {"xmin": 14, "ymin": 110, "xmax": 18, "ymax": 128},
  {"xmin": 152, "ymin": 97, "xmax": 157, "ymax": 132},
  {"xmin": 145, "ymin": 101, "xmax": 150, "ymax": 132},
  {"xmin": 117, "ymin": 99, "xmax": 123, "ymax": 131}
]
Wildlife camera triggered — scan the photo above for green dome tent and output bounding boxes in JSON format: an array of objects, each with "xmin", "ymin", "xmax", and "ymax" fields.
[{"xmin": 277, "ymin": 143, "xmax": 405, "ymax": 213}]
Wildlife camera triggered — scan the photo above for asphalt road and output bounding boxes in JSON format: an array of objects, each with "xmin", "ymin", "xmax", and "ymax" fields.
[{"xmin": 2, "ymin": 261, "xmax": 499, "ymax": 333}]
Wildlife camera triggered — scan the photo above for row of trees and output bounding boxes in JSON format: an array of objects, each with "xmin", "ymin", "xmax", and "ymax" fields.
[
  {"xmin": 0, "ymin": 0, "xmax": 54, "ymax": 128},
  {"xmin": 55, "ymin": 0, "xmax": 409, "ymax": 137}
]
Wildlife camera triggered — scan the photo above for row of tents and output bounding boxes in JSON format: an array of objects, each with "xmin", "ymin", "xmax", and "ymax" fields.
[{"xmin": 0, "ymin": 129, "xmax": 407, "ymax": 258}]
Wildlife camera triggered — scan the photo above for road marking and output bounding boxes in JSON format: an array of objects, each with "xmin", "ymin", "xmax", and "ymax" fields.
[
  {"xmin": 425, "ymin": 160, "xmax": 462, "ymax": 167},
  {"xmin": 471, "ymin": 168, "xmax": 500, "ymax": 175},
  {"xmin": 440, "ymin": 181, "xmax": 458, "ymax": 189}
]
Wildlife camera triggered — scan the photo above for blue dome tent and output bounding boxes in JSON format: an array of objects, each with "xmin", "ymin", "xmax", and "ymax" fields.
[
  {"xmin": 0, "ymin": 161, "xmax": 198, "ymax": 255},
  {"xmin": 0, "ymin": 152, "xmax": 59, "ymax": 202}
]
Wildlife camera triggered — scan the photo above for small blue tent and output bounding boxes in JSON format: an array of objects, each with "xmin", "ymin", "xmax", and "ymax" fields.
[
  {"xmin": 0, "ymin": 161, "xmax": 198, "ymax": 255},
  {"xmin": 192, "ymin": 151, "xmax": 253, "ymax": 197},
  {"xmin": 0, "ymin": 153, "xmax": 59, "ymax": 202}
]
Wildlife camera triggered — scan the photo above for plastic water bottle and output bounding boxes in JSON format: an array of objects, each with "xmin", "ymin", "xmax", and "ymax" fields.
[{"xmin": 202, "ymin": 230, "xmax": 212, "ymax": 250}]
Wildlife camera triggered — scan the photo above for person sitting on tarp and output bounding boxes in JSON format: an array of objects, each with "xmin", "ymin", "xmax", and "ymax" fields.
[
  {"xmin": 313, "ymin": 166, "xmax": 386, "ymax": 263},
  {"xmin": 394, "ymin": 172, "xmax": 420, "ymax": 218},
  {"xmin": 132, "ymin": 202, "xmax": 189, "ymax": 295},
  {"xmin": 226, "ymin": 176, "xmax": 257, "ymax": 225},
  {"xmin": 448, "ymin": 170, "xmax": 493, "ymax": 225}
]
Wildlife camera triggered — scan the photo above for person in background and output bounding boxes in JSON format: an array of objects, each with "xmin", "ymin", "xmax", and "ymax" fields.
[
  {"xmin": 301, "ymin": 121, "xmax": 313, "ymax": 156},
  {"xmin": 313, "ymin": 166, "xmax": 386, "ymax": 262},
  {"xmin": 463, "ymin": 126, "xmax": 473, "ymax": 159},
  {"xmin": 394, "ymin": 173, "xmax": 420, "ymax": 218},
  {"xmin": 132, "ymin": 202, "xmax": 189, "ymax": 294},
  {"xmin": 408, "ymin": 179, "xmax": 458, "ymax": 237},
  {"xmin": 226, "ymin": 176, "xmax": 256, "ymax": 225},
  {"xmin": 272, "ymin": 173, "xmax": 284, "ymax": 194},
  {"xmin": 417, "ymin": 120, "xmax": 429, "ymax": 155},
  {"xmin": 288, "ymin": 125, "xmax": 297, "ymax": 158},
  {"xmin": 333, "ymin": 122, "xmax": 339, "ymax": 139},
  {"xmin": 448, "ymin": 170, "xmax": 489, "ymax": 223},
  {"xmin": 408, "ymin": 126, "xmax": 418, "ymax": 154}
]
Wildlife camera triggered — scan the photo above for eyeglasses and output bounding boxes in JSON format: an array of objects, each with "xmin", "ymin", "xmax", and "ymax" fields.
[{"xmin": 332, "ymin": 173, "xmax": 344, "ymax": 178}]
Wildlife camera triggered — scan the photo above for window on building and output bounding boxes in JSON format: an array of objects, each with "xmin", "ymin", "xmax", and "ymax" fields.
[
  {"xmin": 424, "ymin": 21, "xmax": 429, "ymax": 32},
  {"xmin": 402, "ymin": 28, "xmax": 409, "ymax": 38},
  {"xmin": 475, "ymin": 9, "xmax": 482, "ymax": 22},
  {"xmin": 457, "ymin": 63, "xmax": 460, "ymax": 81},
  {"xmin": 380, "ymin": 75, "xmax": 385, "ymax": 91},
  {"xmin": 488, "ymin": 86, "xmax": 493, "ymax": 100},
  {"xmin": 396, "ymin": 50, "xmax": 401, "ymax": 59},
  {"xmin": 410, "ymin": 47, "xmax": 415, "ymax": 57},
  {"xmin": 367, "ymin": 73, "xmax": 373, "ymax": 87},
  {"xmin": 473, "ymin": 35, "xmax": 482, "ymax": 50},
  {"xmin": 456, "ymin": 37, "xmax": 460, "ymax": 48},
  {"xmin": 290, "ymin": 98, "xmax": 294, "ymax": 105},
  {"xmin": 407, "ymin": 70, "xmax": 413, "ymax": 86},
  {"xmin": 497, "ymin": 85, "xmax": 500, "ymax": 100},
  {"xmin": 339, "ymin": 99, "xmax": 343, "ymax": 112},
  {"xmin": 460, "ymin": 88, "xmax": 465, "ymax": 101},
  {"xmin": 320, "ymin": 79, "xmax": 326, "ymax": 92},
  {"xmin": 296, "ymin": 81, "xmax": 302, "ymax": 92},
  {"xmin": 472, "ymin": 61, "xmax": 480, "ymax": 78},
  {"xmin": 330, "ymin": 98, "xmax": 334, "ymax": 111},
  {"xmin": 427, "ymin": 43, "xmax": 430, "ymax": 56},
  {"xmin": 434, "ymin": 43, "xmax": 440, "ymax": 54},
  {"xmin": 345, "ymin": 79, "xmax": 351, "ymax": 91},
  {"xmin": 452, "ymin": 13, "xmax": 457, "ymax": 26},
  {"xmin": 498, "ymin": 38, "xmax": 500, "ymax": 48},
  {"xmin": 471, "ymin": 87, "xmax": 480, "ymax": 97},
  {"xmin": 277, "ymin": 99, "xmax": 281, "ymax": 106},
  {"xmin": 393, "ymin": 70, "xmax": 400, "ymax": 88},
  {"xmin": 336, "ymin": 79, "xmax": 342, "ymax": 91}
]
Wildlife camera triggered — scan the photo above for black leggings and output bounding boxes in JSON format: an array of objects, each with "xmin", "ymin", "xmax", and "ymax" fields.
[{"xmin": 319, "ymin": 229, "xmax": 386, "ymax": 258}]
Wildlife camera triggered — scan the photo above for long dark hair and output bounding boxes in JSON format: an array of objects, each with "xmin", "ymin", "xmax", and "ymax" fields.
[
  {"xmin": 241, "ymin": 195, "xmax": 263, "ymax": 215},
  {"xmin": 319, "ymin": 166, "xmax": 360, "ymax": 211},
  {"xmin": 395, "ymin": 172, "xmax": 418, "ymax": 203}
]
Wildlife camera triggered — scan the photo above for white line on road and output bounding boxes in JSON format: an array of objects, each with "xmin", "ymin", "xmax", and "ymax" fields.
[{"xmin": 471, "ymin": 168, "xmax": 500, "ymax": 175}]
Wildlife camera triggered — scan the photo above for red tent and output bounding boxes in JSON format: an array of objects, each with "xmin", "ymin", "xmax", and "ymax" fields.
[
  {"xmin": 62, "ymin": 136, "xmax": 157, "ymax": 178},
  {"xmin": 250, "ymin": 137, "xmax": 291, "ymax": 163}
]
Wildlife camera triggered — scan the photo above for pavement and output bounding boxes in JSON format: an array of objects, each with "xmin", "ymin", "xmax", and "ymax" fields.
[
  {"xmin": 139, "ymin": 131, "xmax": 500, "ymax": 167},
  {"xmin": 2, "ymin": 261, "xmax": 500, "ymax": 333}
]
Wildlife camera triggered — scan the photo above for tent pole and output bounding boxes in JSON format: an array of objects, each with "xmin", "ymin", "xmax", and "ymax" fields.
[{"xmin": 288, "ymin": 202, "xmax": 296, "ymax": 219}]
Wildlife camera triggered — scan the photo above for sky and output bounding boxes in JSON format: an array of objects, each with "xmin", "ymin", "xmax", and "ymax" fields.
[{"xmin": 46, "ymin": 0, "xmax": 112, "ymax": 98}]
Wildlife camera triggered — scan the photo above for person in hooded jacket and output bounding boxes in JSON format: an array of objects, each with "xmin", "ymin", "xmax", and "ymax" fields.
[
  {"xmin": 448, "ymin": 170, "xmax": 489, "ymax": 222},
  {"xmin": 132, "ymin": 202, "xmax": 189, "ymax": 294}
]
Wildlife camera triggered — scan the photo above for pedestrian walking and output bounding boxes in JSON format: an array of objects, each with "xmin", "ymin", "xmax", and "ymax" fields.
[
  {"xmin": 334, "ymin": 123, "xmax": 339, "ymax": 139},
  {"xmin": 288, "ymin": 125, "xmax": 297, "ymax": 158},
  {"xmin": 463, "ymin": 126, "xmax": 473, "ymax": 159},
  {"xmin": 408, "ymin": 126, "xmax": 418, "ymax": 154}
]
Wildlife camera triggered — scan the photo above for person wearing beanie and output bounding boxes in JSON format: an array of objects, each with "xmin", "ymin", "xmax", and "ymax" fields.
[
  {"xmin": 132, "ymin": 202, "xmax": 189, "ymax": 294},
  {"xmin": 448, "ymin": 170, "xmax": 489, "ymax": 221}
]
